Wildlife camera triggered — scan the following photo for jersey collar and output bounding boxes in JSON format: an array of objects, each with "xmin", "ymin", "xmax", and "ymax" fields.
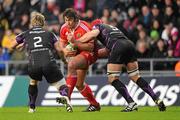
[{"xmin": 69, "ymin": 20, "xmax": 80, "ymax": 33}]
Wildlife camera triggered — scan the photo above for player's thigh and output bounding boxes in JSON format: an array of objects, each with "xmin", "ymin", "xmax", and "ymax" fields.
[
  {"xmin": 43, "ymin": 62, "xmax": 64, "ymax": 84},
  {"xmin": 126, "ymin": 61, "xmax": 139, "ymax": 71},
  {"xmin": 80, "ymin": 51, "xmax": 97, "ymax": 65},
  {"xmin": 107, "ymin": 64, "xmax": 122, "ymax": 71},
  {"xmin": 76, "ymin": 69, "xmax": 88, "ymax": 87},
  {"xmin": 28, "ymin": 64, "xmax": 43, "ymax": 82},
  {"xmin": 70, "ymin": 54, "xmax": 89, "ymax": 69}
]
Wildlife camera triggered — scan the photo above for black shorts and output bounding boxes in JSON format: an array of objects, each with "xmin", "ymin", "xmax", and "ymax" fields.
[
  {"xmin": 28, "ymin": 61, "xmax": 64, "ymax": 83},
  {"xmin": 108, "ymin": 39, "xmax": 137, "ymax": 65}
]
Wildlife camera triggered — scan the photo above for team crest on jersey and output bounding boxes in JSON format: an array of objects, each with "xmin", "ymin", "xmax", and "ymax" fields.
[{"xmin": 76, "ymin": 33, "xmax": 81, "ymax": 38}]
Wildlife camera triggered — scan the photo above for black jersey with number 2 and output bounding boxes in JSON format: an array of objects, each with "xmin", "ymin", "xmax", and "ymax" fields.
[
  {"xmin": 16, "ymin": 27, "xmax": 58, "ymax": 64},
  {"xmin": 15, "ymin": 27, "xmax": 63, "ymax": 83}
]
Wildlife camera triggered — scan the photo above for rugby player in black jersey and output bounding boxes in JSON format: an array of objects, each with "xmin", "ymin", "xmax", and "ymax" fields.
[
  {"xmin": 68, "ymin": 19, "xmax": 166, "ymax": 112},
  {"xmin": 11, "ymin": 12, "xmax": 73, "ymax": 113}
]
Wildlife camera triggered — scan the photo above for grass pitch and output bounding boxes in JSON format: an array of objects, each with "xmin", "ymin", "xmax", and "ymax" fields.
[{"xmin": 0, "ymin": 106, "xmax": 179, "ymax": 120}]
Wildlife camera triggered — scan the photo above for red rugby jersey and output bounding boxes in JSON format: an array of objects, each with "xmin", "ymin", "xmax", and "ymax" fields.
[{"xmin": 60, "ymin": 20, "xmax": 91, "ymax": 44}]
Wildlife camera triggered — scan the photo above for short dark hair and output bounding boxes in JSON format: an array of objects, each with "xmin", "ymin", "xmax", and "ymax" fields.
[{"xmin": 63, "ymin": 8, "xmax": 79, "ymax": 22}]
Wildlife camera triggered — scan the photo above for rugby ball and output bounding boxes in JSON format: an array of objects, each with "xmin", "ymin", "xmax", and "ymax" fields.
[{"xmin": 65, "ymin": 43, "xmax": 76, "ymax": 51}]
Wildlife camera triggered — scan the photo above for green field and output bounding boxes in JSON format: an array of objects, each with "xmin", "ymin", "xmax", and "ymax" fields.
[{"xmin": 0, "ymin": 106, "xmax": 180, "ymax": 120}]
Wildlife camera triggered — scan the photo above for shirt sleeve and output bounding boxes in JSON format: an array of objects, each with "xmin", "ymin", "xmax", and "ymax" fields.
[
  {"xmin": 60, "ymin": 28, "xmax": 67, "ymax": 41},
  {"xmin": 15, "ymin": 31, "xmax": 26, "ymax": 44},
  {"xmin": 51, "ymin": 32, "xmax": 58, "ymax": 44},
  {"xmin": 92, "ymin": 25, "xmax": 100, "ymax": 30}
]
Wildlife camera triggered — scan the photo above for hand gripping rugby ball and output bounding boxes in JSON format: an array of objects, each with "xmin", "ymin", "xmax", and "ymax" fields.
[
  {"xmin": 65, "ymin": 43, "xmax": 76, "ymax": 51},
  {"xmin": 65, "ymin": 43, "xmax": 77, "ymax": 62}
]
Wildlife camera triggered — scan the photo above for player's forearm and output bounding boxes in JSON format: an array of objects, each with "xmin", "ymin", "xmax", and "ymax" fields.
[
  {"xmin": 78, "ymin": 30, "xmax": 99, "ymax": 43},
  {"xmin": 97, "ymin": 48, "xmax": 109, "ymax": 58},
  {"xmin": 59, "ymin": 39, "xmax": 67, "ymax": 52},
  {"xmin": 76, "ymin": 42, "xmax": 94, "ymax": 52},
  {"xmin": 59, "ymin": 51, "xmax": 67, "ymax": 64},
  {"xmin": 78, "ymin": 35, "xmax": 95, "ymax": 43},
  {"xmin": 55, "ymin": 42, "xmax": 67, "ymax": 64}
]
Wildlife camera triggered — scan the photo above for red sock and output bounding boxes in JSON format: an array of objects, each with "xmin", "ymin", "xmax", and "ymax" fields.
[
  {"xmin": 80, "ymin": 84, "xmax": 99, "ymax": 106},
  {"xmin": 66, "ymin": 75, "xmax": 77, "ymax": 99}
]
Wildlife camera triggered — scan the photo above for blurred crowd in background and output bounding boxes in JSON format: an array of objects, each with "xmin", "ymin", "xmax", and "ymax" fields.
[{"xmin": 0, "ymin": 0, "xmax": 180, "ymax": 75}]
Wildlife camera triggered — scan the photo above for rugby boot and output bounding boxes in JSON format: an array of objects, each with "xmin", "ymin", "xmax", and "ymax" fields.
[
  {"xmin": 121, "ymin": 102, "xmax": 138, "ymax": 112},
  {"xmin": 82, "ymin": 103, "xmax": 101, "ymax": 112},
  {"xmin": 56, "ymin": 96, "xmax": 73, "ymax": 112},
  {"xmin": 155, "ymin": 100, "xmax": 166, "ymax": 111}
]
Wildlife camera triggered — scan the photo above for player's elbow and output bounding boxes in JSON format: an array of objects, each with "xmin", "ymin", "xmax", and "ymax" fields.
[
  {"xmin": 55, "ymin": 45, "xmax": 61, "ymax": 53},
  {"xmin": 56, "ymin": 48, "xmax": 61, "ymax": 53},
  {"xmin": 10, "ymin": 41, "xmax": 18, "ymax": 51}
]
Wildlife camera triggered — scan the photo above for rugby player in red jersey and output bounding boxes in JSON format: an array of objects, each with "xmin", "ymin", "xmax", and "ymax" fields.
[{"xmin": 57, "ymin": 8, "xmax": 100, "ymax": 112}]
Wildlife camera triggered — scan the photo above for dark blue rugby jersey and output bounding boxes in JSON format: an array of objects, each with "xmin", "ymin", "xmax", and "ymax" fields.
[{"xmin": 92, "ymin": 24, "xmax": 128, "ymax": 49}]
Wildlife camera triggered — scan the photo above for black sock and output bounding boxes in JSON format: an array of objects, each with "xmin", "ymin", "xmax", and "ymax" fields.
[
  {"xmin": 136, "ymin": 77, "xmax": 158, "ymax": 101},
  {"xmin": 28, "ymin": 85, "xmax": 38, "ymax": 109},
  {"xmin": 111, "ymin": 79, "xmax": 134, "ymax": 104}
]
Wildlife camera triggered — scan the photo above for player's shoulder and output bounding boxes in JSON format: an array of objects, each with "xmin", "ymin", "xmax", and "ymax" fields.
[
  {"xmin": 79, "ymin": 20, "xmax": 91, "ymax": 31},
  {"xmin": 92, "ymin": 24, "xmax": 101, "ymax": 29},
  {"xmin": 80, "ymin": 20, "xmax": 89, "ymax": 25},
  {"xmin": 60, "ymin": 23, "xmax": 69, "ymax": 34},
  {"xmin": 16, "ymin": 30, "xmax": 29, "ymax": 37},
  {"xmin": 60, "ymin": 23, "xmax": 68, "ymax": 31},
  {"xmin": 80, "ymin": 20, "xmax": 91, "ymax": 27}
]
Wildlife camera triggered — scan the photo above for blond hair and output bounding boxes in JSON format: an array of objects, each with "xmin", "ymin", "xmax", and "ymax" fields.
[{"xmin": 30, "ymin": 12, "xmax": 45, "ymax": 27}]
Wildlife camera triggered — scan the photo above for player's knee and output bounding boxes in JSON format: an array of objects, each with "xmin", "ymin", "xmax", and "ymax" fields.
[
  {"xmin": 68, "ymin": 61, "xmax": 76, "ymax": 70},
  {"xmin": 51, "ymin": 78, "xmax": 66, "ymax": 90},
  {"xmin": 128, "ymin": 69, "xmax": 140, "ymax": 82},
  {"xmin": 107, "ymin": 70, "xmax": 120, "ymax": 83},
  {"xmin": 29, "ymin": 79, "xmax": 38, "ymax": 85}
]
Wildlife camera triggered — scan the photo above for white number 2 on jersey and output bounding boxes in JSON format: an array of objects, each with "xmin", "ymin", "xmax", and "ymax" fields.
[{"xmin": 33, "ymin": 36, "xmax": 43, "ymax": 48}]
